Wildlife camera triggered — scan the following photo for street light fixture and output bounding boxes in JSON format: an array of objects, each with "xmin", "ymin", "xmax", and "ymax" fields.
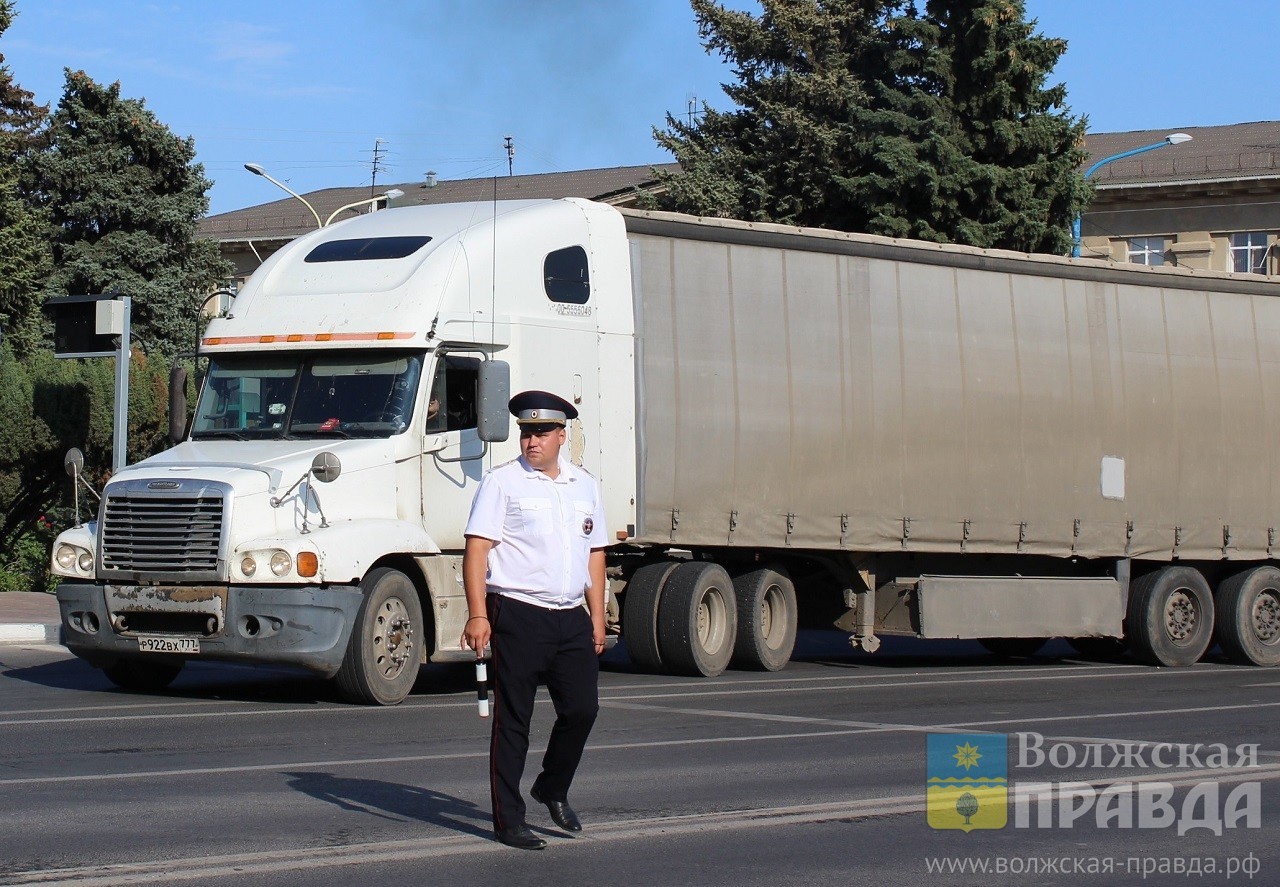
[
  {"xmin": 323, "ymin": 188, "xmax": 406, "ymax": 227},
  {"xmin": 1072, "ymin": 133, "xmax": 1192, "ymax": 257},
  {"xmin": 243, "ymin": 162, "xmax": 323, "ymax": 229}
]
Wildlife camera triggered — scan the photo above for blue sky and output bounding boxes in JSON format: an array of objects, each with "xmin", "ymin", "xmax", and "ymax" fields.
[{"xmin": 3, "ymin": 1, "xmax": 1276, "ymax": 216}]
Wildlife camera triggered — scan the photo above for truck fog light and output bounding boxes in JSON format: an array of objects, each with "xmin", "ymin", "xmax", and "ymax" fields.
[
  {"xmin": 241, "ymin": 555, "xmax": 257, "ymax": 577},
  {"xmin": 77, "ymin": 551, "xmax": 94, "ymax": 573},
  {"xmin": 297, "ymin": 551, "xmax": 318, "ymax": 577},
  {"xmin": 55, "ymin": 545, "xmax": 77, "ymax": 569},
  {"xmin": 270, "ymin": 550, "xmax": 292, "ymax": 577}
]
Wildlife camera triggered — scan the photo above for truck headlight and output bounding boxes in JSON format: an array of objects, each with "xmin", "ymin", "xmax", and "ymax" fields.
[
  {"xmin": 241, "ymin": 555, "xmax": 257, "ymax": 577},
  {"xmin": 55, "ymin": 545, "xmax": 77, "ymax": 570},
  {"xmin": 269, "ymin": 550, "xmax": 292, "ymax": 577},
  {"xmin": 77, "ymin": 551, "xmax": 93, "ymax": 572}
]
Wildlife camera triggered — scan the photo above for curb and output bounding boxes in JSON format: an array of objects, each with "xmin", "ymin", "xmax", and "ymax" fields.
[{"xmin": 0, "ymin": 624, "xmax": 60, "ymax": 645}]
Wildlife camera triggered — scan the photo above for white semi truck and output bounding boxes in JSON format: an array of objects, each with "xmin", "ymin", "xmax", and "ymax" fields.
[{"xmin": 51, "ymin": 198, "xmax": 1280, "ymax": 704}]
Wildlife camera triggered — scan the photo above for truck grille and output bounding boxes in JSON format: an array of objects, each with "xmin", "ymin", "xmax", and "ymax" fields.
[{"xmin": 101, "ymin": 490, "xmax": 226, "ymax": 576}]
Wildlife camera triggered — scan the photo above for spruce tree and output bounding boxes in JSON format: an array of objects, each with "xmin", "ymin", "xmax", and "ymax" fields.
[
  {"xmin": 31, "ymin": 70, "xmax": 229, "ymax": 358},
  {"xmin": 654, "ymin": 0, "xmax": 1089, "ymax": 254},
  {"xmin": 0, "ymin": 0, "xmax": 51, "ymax": 358}
]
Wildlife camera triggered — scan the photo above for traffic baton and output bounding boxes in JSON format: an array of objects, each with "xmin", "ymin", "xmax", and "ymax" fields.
[{"xmin": 475, "ymin": 657, "xmax": 490, "ymax": 719}]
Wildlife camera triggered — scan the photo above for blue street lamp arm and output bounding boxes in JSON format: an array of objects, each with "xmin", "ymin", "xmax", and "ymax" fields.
[{"xmin": 1072, "ymin": 133, "xmax": 1192, "ymax": 258}]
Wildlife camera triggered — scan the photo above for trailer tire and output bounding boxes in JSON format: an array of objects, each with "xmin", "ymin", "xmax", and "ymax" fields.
[
  {"xmin": 1127, "ymin": 566, "xmax": 1214, "ymax": 667},
  {"xmin": 622, "ymin": 561, "xmax": 679, "ymax": 673},
  {"xmin": 658, "ymin": 561, "xmax": 737, "ymax": 677},
  {"xmin": 979, "ymin": 638, "xmax": 1047, "ymax": 658},
  {"xmin": 334, "ymin": 567, "xmax": 423, "ymax": 705},
  {"xmin": 1215, "ymin": 566, "xmax": 1280, "ymax": 667},
  {"xmin": 731, "ymin": 567, "xmax": 797, "ymax": 671},
  {"xmin": 102, "ymin": 658, "xmax": 184, "ymax": 692}
]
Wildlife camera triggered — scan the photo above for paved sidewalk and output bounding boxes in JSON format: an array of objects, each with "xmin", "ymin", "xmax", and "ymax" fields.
[{"xmin": 0, "ymin": 591, "xmax": 61, "ymax": 645}]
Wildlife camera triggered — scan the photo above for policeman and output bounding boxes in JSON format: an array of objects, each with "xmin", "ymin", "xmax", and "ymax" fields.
[{"xmin": 461, "ymin": 390, "xmax": 609, "ymax": 850}]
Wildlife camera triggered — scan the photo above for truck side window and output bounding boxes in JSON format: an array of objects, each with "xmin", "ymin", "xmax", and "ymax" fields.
[
  {"xmin": 425, "ymin": 355, "xmax": 480, "ymax": 433},
  {"xmin": 544, "ymin": 245, "xmax": 590, "ymax": 304}
]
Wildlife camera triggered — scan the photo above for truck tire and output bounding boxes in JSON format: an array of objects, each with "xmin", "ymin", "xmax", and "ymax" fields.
[
  {"xmin": 622, "ymin": 561, "xmax": 679, "ymax": 673},
  {"xmin": 1215, "ymin": 566, "xmax": 1280, "ymax": 667},
  {"xmin": 102, "ymin": 658, "xmax": 184, "ymax": 692},
  {"xmin": 979, "ymin": 638, "xmax": 1047, "ymax": 658},
  {"xmin": 731, "ymin": 567, "xmax": 797, "ymax": 671},
  {"xmin": 658, "ymin": 561, "xmax": 737, "ymax": 677},
  {"xmin": 1127, "ymin": 566, "xmax": 1214, "ymax": 667},
  {"xmin": 334, "ymin": 567, "xmax": 423, "ymax": 705}
]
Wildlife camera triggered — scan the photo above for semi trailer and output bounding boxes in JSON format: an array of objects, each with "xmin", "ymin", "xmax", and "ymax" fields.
[{"xmin": 51, "ymin": 197, "xmax": 1280, "ymax": 703}]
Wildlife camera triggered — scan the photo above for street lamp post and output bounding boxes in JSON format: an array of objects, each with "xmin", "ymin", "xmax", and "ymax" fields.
[
  {"xmin": 244, "ymin": 162, "xmax": 323, "ymax": 229},
  {"xmin": 323, "ymin": 188, "xmax": 406, "ymax": 227},
  {"xmin": 1073, "ymin": 132, "xmax": 1192, "ymax": 258}
]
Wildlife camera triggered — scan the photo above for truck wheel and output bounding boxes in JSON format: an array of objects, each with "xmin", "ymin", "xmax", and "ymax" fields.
[
  {"xmin": 1215, "ymin": 566, "xmax": 1280, "ymax": 666},
  {"xmin": 731, "ymin": 567, "xmax": 797, "ymax": 671},
  {"xmin": 102, "ymin": 658, "xmax": 184, "ymax": 692},
  {"xmin": 979, "ymin": 638, "xmax": 1047, "ymax": 658},
  {"xmin": 658, "ymin": 561, "xmax": 737, "ymax": 677},
  {"xmin": 335, "ymin": 567, "xmax": 423, "ymax": 705},
  {"xmin": 1067, "ymin": 636, "xmax": 1127, "ymax": 659},
  {"xmin": 622, "ymin": 561, "xmax": 679, "ymax": 673},
  {"xmin": 1127, "ymin": 566, "xmax": 1214, "ymax": 667}
]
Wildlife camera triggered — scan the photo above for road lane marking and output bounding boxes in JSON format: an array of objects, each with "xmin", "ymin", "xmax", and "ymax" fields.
[
  {"xmin": 8, "ymin": 691, "xmax": 1279, "ymax": 789},
  {"xmin": 0, "ymin": 662, "xmax": 1244, "ymax": 727},
  {"xmin": 7, "ymin": 764, "xmax": 1280, "ymax": 885}
]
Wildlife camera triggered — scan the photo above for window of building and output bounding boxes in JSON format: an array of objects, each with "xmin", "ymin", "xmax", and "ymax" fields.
[
  {"xmin": 1127, "ymin": 236, "xmax": 1166, "ymax": 266},
  {"xmin": 544, "ymin": 246, "xmax": 590, "ymax": 304},
  {"xmin": 1230, "ymin": 232, "xmax": 1269, "ymax": 274}
]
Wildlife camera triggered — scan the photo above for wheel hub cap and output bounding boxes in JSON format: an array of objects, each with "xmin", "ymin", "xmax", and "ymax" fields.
[{"xmin": 1165, "ymin": 590, "xmax": 1198, "ymax": 642}]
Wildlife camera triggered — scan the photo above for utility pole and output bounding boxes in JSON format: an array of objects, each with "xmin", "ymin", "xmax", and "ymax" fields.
[
  {"xmin": 504, "ymin": 136, "xmax": 514, "ymax": 176},
  {"xmin": 687, "ymin": 94, "xmax": 698, "ymax": 127},
  {"xmin": 371, "ymin": 138, "xmax": 388, "ymax": 197}
]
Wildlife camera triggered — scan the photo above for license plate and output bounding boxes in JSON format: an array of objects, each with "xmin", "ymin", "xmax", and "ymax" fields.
[{"xmin": 137, "ymin": 636, "xmax": 199, "ymax": 654}]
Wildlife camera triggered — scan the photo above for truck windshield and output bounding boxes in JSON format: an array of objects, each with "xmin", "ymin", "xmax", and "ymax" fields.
[{"xmin": 191, "ymin": 352, "xmax": 424, "ymax": 440}]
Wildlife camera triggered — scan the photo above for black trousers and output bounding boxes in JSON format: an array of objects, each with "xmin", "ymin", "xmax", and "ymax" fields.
[{"xmin": 486, "ymin": 594, "xmax": 599, "ymax": 832}]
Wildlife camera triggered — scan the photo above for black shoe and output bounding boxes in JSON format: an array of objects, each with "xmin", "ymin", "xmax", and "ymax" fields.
[
  {"xmin": 495, "ymin": 824, "xmax": 547, "ymax": 850},
  {"xmin": 530, "ymin": 784, "xmax": 582, "ymax": 832}
]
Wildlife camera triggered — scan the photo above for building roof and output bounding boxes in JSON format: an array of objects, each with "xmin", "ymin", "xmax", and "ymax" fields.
[
  {"xmin": 202, "ymin": 121, "xmax": 1280, "ymax": 245},
  {"xmin": 200, "ymin": 163, "xmax": 679, "ymax": 244},
  {"xmin": 1083, "ymin": 120, "xmax": 1280, "ymax": 190}
]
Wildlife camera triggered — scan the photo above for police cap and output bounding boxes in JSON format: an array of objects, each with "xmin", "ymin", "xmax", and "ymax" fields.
[{"xmin": 509, "ymin": 390, "xmax": 578, "ymax": 429}]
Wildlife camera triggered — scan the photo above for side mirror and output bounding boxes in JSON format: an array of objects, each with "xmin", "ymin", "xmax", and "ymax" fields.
[
  {"xmin": 311, "ymin": 452, "xmax": 342, "ymax": 483},
  {"xmin": 476, "ymin": 360, "xmax": 511, "ymax": 443},
  {"xmin": 169, "ymin": 364, "xmax": 188, "ymax": 445},
  {"xmin": 65, "ymin": 447, "xmax": 85, "ymax": 478}
]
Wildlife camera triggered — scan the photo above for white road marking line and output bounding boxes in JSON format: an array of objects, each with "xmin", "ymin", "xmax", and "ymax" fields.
[
  {"xmin": 8, "ymin": 765, "xmax": 1280, "ymax": 885},
  {"xmin": 1, "ymin": 662, "xmax": 1214, "ymax": 727}
]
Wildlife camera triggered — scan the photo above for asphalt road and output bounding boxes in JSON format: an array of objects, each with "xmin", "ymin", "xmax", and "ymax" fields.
[{"xmin": 1, "ymin": 633, "xmax": 1276, "ymax": 887}]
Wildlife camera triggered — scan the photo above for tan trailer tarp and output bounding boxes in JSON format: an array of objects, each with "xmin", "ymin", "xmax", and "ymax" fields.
[{"xmin": 624, "ymin": 210, "xmax": 1280, "ymax": 562}]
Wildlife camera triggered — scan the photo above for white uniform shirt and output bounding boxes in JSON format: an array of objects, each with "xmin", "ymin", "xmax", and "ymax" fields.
[{"xmin": 464, "ymin": 455, "xmax": 608, "ymax": 609}]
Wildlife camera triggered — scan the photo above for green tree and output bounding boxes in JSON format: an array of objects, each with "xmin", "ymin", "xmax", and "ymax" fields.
[
  {"xmin": 653, "ymin": 0, "xmax": 1089, "ymax": 254},
  {"xmin": 0, "ymin": 0, "xmax": 52, "ymax": 358},
  {"xmin": 30, "ymin": 70, "xmax": 229, "ymax": 358}
]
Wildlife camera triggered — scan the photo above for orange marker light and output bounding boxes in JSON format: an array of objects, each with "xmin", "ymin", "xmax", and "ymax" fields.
[{"xmin": 297, "ymin": 552, "xmax": 318, "ymax": 577}]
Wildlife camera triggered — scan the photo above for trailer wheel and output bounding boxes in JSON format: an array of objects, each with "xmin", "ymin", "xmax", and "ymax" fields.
[
  {"xmin": 1215, "ymin": 566, "xmax": 1280, "ymax": 667},
  {"xmin": 979, "ymin": 638, "xmax": 1047, "ymax": 658},
  {"xmin": 1127, "ymin": 566, "xmax": 1214, "ymax": 667},
  {"xmin": 658, "ymin": 561, "xmax": 737, "ymax": 677},
  {"xmin": 731, "ymin": 567, "xmax": 797, "ymax": 671},
  {"xmin": 622, "ymin": 561, "xmax": 679, "ymax": 673},
  {"xmin": 334, "ymin": 567, "xmax": 423, "ymax": 705},
  {"xmin": 102, "ymin": 658, "xmax": 184, "ymax": 692}
]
